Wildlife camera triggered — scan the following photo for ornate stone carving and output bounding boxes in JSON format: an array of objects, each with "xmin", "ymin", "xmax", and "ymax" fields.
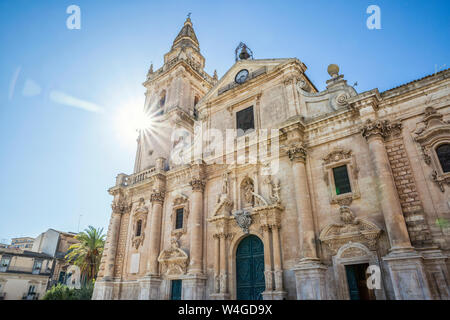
[
  {"xmin": 340, "ymin": 246, "xmax": 367, "ymax": 258},
  {"xmin": 322, "ymin": 148, "xmax": 360, "ymax": 204},
  {"xmin": 241, "ymin": 177, "xmax": 255, "ymax": 207},
  {"xmin": 319, "ymin": 206, "xmax": 381, "ymax": 254},
  {"xmin": 265, "ymin": 176, "xmax": 281, "ymax": 205},
  {"xmin": 414, "ymin": 106, "xmax": 450, "ymax": 192},
  {"xmin": 150, "ymin": 191, "xmax": 165, "ymax": 203},
  {"xmin": 233, "ymin": 210, "xmax": 252, "ymax": 234},
  {"xmin": 157, "ymin": 237, "xmax": 189, "ymax": 276},
  {"xmin": 171, "ymin": 194, "xmax": 189, "ymax": 236},
  {"xmin": 190, "ymin": 178, "xmax": 205, "ymax": 192},
  {"xmin": 219, "ymin": 273, "xmax": 228, "ymax": 294},
  {"xmin": 335, "ymin": 93, "xmax": 349, "ymax": 106},
  {"xmin": 264, "ymin": 270, "xmax": 274, "ymax": 290},
  {"xmin": 274, "ymin": 270, "xmax": 283, "ymax": 291},
  {"xmin": 287, "ymin": 144, "xmax": 307, "ymax": 162},
  {"xmin": 361, "ymin": 119, "xmax": 402, "ymax": 141},
  {"xmin": 323, "ymin": 148, "xmax": 352, "ymax": 165},
  {"xmin": 112, "ymin": 198, "xmax": 132, "ymax": 214},
  {"xmin": 131, "ymin": 198, "xmax": 148, "ymax": 249},
  {"xmin": 432, "ymin": 170, "xmax": 450, "ymax": 192}
]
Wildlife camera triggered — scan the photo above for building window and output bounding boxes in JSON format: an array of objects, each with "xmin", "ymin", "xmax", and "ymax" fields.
[
  {"xmin": 58, "ymin": 271, "xmax": 66, "ymax": 284},
  {"xmin": 32, "ymin": 260, "xmax": 42, "ymax": 275},
  {"xmin": 175, "ymin": 208, "xmax": 184, "ymax": 230},
  {"xmin": 0, "ymin": 257, "xmax": 11, "ymax": 272},
  {"xmin": 236, "ymin": 106, "xmax": 255, "ymax": 136},
  {"xmin": 436, "ymin": 144, "xmax": 450, "ymax": 173},
  {"xmin": 333, "ymin": 165, "xmax": 352, "ymax": 195},
  {"xmin": 194, "ymin": 95, "xmax": 199, "ymax": 106},
  {"xmin": 136, "ymin": 220, "xmax": 142, "ymax": 237}
]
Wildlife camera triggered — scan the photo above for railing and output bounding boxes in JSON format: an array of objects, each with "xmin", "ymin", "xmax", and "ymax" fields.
[{"xmin": 124, "ymin": 167, "xmax": 156, "ymax": 186}]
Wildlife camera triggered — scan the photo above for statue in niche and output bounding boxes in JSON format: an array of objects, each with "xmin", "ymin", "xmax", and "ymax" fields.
[{"xmin": 241, "ymin": 178, "xmax": 254, "ymax": 207}]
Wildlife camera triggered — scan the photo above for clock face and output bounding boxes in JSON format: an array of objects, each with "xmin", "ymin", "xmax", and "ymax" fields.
[{"xmin": 235, "ymin": 69, "xmax": 249, "ymax": 84}]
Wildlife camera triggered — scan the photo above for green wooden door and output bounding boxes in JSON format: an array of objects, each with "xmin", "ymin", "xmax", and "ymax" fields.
[
  {"xmin": 345, "ymin": 265, "xmax": 360, "ymax": 300},
  {"xmin": 236, "ymin": 235, "xmax": 265, "ymax": 300},
  {"xmin": 170, "ymin": 280, "xmax": 182, "ymax": 300}
]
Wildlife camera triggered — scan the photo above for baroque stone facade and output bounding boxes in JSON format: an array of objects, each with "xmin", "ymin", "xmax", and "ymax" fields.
[{"xmin": 93, "ymin": 18, "xmax": 450, "ymax": 300}]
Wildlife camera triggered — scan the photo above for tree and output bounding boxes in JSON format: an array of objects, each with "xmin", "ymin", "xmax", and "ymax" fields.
[
  {"xmin": 65, "ymin": 226, "xmax": 105, "ymax": 282},
  {"xmin": 42, "ymin": 282, "xmax": 94, "ymax": 300}
]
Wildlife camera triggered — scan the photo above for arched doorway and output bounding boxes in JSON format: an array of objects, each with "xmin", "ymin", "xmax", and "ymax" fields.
[{"xmin": 236, "ymin": 235, "xmax": 265, "ymax": 300}]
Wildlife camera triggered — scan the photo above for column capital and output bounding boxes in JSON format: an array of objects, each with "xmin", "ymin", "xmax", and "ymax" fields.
[
  {"xmin": 361, "ymin": 119, "xmax": 402, "ymax": 142},
  {"xmin": 190, "ymin": 178, "xmax": 206, "ymax": 192},
  {"xmin": 287, "ymin": 143, "xmax": 307, "ymax": 163},
  {"xmin": 111, "ymin": 199, "xmax": 132, "ymax": 214},
  {"xmin": 150, "ymin": 191, "xmax": 165, "ymax": 204}
]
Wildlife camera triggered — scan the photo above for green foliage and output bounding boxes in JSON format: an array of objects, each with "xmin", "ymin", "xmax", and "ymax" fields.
[
  {"xmin": 65, "ymin": 226, "xmax": 105, "ymax": 281},
  {"xmin": 42, "ymin": 282, "xmax": 94, "ymax": 300}
]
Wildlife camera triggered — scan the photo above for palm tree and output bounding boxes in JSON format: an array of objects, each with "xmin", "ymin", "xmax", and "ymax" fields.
[{"xmin": 65, "ymin": 226, "xmax": 106, "ymax": 282}]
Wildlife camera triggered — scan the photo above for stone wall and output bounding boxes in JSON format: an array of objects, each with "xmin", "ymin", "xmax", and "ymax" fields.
[{"xmin": 385, "ymin": 138, "xmax": 433, "ymax": 247}]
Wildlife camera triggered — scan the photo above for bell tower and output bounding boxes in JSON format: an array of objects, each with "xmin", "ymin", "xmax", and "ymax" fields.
[{"xmin": 134, "ymin": 17, "xmax": 216, "ymax": 173}]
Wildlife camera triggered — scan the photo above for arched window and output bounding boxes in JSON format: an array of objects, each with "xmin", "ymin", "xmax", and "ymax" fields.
[
  {"xmin": 436, "ymin": 143, "xmax": 450, "ymax": 173},
  {"xmin": 135, "ymin": 220, "xmax": 142, "ymax": 237}
]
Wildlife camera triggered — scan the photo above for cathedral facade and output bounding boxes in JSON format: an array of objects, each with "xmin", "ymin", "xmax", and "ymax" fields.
[{"xmin": 93, "ymin": 18, "xmax": 450, "ymax": 300}]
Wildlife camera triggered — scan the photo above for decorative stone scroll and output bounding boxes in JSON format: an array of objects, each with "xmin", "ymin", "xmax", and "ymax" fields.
[
  {"xmin": 319, "ymin": 206, "xmax": 381, "ymax": 254},
  {"xmin": 157, "ymin": 237, "xmax": 189, "ymax": 276}
]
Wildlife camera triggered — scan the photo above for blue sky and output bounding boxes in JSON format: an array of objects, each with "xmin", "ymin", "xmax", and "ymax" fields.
[{"xmin": 0, "ymin": 0, "xmax": 448, "ymax": 243}]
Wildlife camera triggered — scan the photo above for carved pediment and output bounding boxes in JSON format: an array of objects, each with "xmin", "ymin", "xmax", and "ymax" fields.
[
  {"xmin": 320, "ymin": 207, "xmax": 381, "ymax": 254},
  {"xmin": 323, "ymin": 148, "xmax": 352, "ymax": 165},
  {"xmin": 157, "ymin": 238, "xmax": 189, "ymax": 276},
  {"xmin": 415, "ymin": 106, "xmax": 450, "ymax": 144}
]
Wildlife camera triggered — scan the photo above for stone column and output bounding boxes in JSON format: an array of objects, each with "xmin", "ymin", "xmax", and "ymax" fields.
[
  {"xmin": 93, "ymin": 189, "xmax": 130, "ymax": 300},
  {"xmin": 288, "ymin": 143, "xmax": 328, "ymax": 300},
  {"xmin": 188, "ymin": 178, "xmax": 205, "ymax": 274},
  {"xmin": 213, "ymin": 235, "xmax": 220, "ymax": 294},
  {"xmin": 361, "ymin": 119, "xmax": 432, "ymax": 300},
  {"xmin": 272, "ymin": 225, "xmax": 283, "ymax": 292},
  {"xmin": 219, "ymin": 234, "xmax": 228, "ymax": 294},
  {"xmin": 288, "ymin": 145, "xmax": 318, "ymax": 261},
  {"xmin": 183, "ymin": 169, "xmax": 207, "ymax": 300},
  {"xmin": 138, "ymin": 191, "xmax": 164, "ymax": 300},
  {"xmin": 361, "ymin": 120, "xmax": 412, "ymax": 250},
  {"xmin": 261, "ymin": 225, "xmax": 274, "ymax": 295},
  {"xmin": 147, "ymin": 191, "xmax": 165, "ymax": 275}
]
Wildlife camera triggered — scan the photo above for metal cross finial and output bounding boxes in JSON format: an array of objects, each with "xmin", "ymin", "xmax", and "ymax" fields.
[{"xmin": 187, "ymin": 12, "xmax": 192, "ymax": 19}]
